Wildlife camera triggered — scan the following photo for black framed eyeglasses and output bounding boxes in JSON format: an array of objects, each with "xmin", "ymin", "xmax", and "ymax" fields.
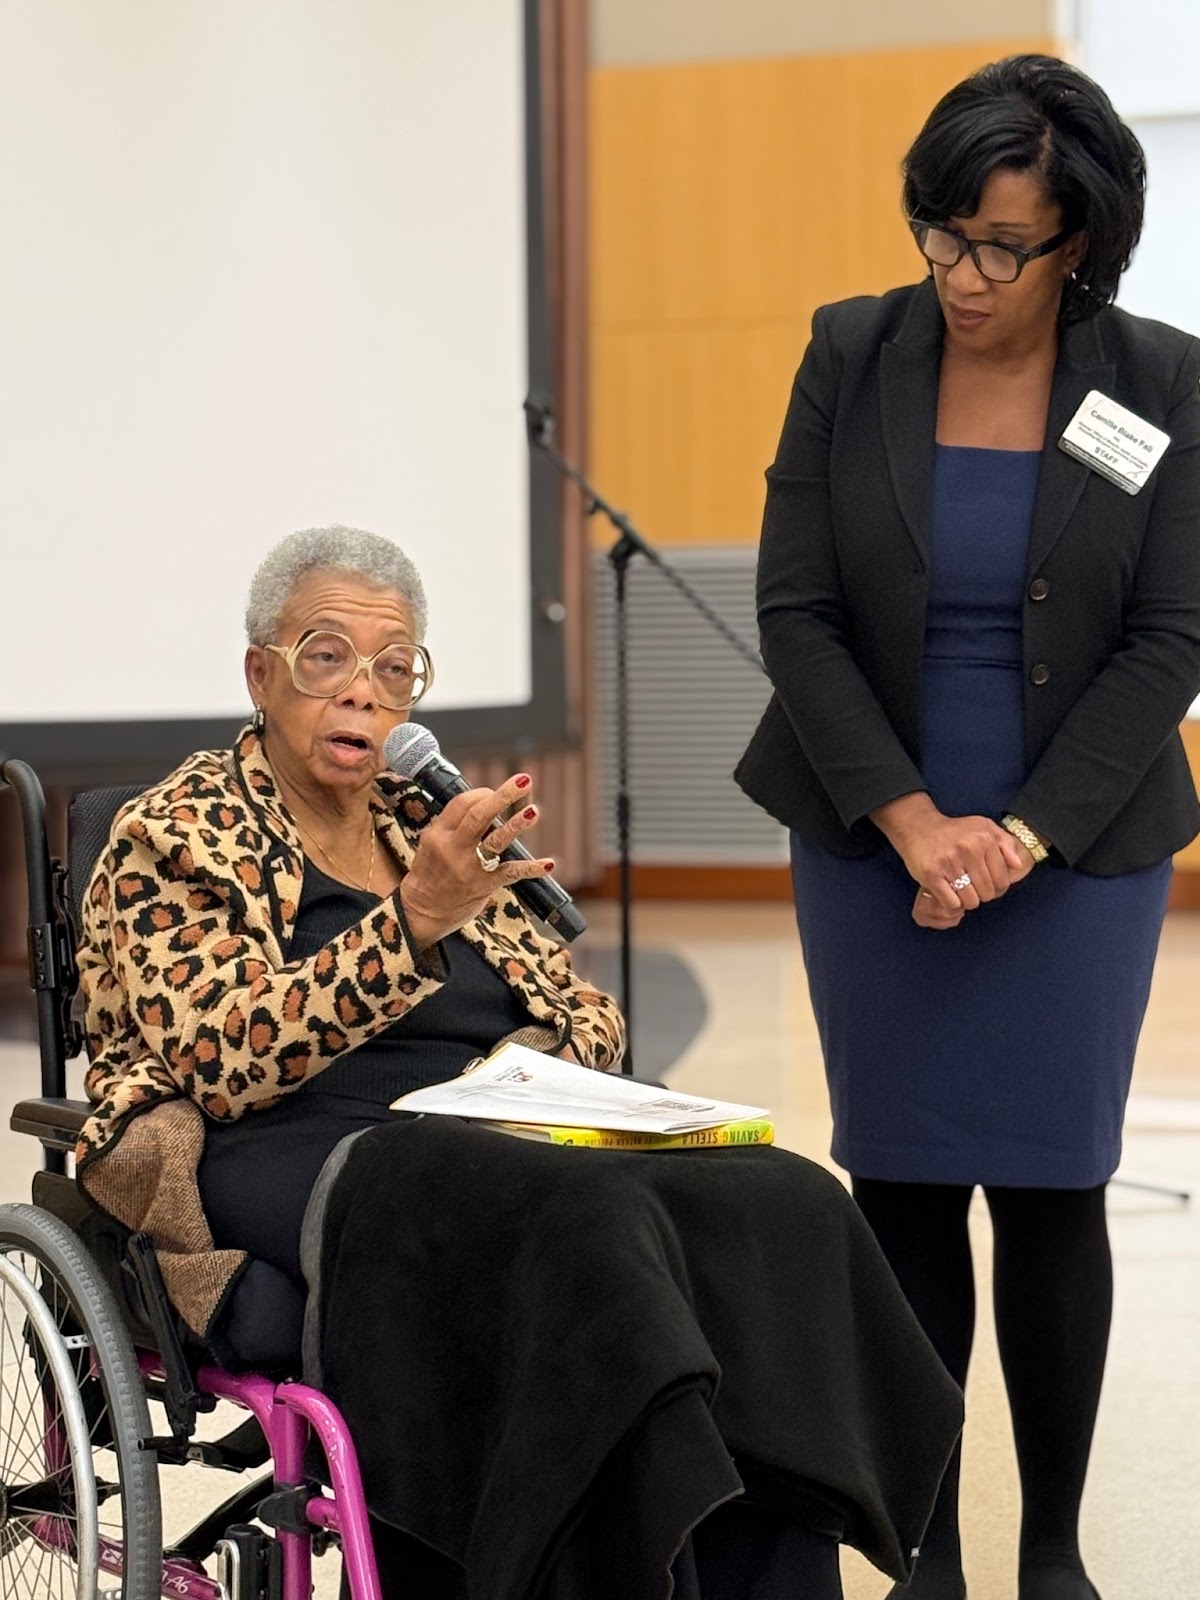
[
  {"xmin": 908, "ymin": 218, "xmax": 1072, "ymax": 284},
  {"xmin": 264, "ymin": 631, "xmax": 434, "ymax": 710}
]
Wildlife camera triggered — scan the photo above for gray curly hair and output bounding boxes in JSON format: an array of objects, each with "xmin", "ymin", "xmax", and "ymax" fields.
[{"xmin": 244, "ymin": 526, "xmax": 429, "ymax": 644}]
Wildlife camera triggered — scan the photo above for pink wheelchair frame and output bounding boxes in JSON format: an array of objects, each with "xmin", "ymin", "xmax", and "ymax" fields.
[{"xmin": 126, "ymin": 1358, "xmax": 382, "ymax": 1600}]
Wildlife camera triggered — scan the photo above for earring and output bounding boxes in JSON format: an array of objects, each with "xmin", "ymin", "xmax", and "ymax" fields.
[{"xmin": 251, "ymin": 705, "xmax": 265, "ymax": 734}]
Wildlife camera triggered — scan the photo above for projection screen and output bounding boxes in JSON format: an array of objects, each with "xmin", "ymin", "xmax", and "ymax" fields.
[{"xmin": 0, "ymin": 0, "xmax": 563, "ymax": 781}]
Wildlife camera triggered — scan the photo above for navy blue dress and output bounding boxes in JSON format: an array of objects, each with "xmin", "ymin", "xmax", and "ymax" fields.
[{"xmin": 790, "ymin": 446, "xmax": 1171, "ymax": 1188}]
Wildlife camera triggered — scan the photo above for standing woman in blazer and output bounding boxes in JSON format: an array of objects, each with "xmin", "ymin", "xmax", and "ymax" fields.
[{"xmin": 737, "ymin": 55, "xmax": 1200, "ymax": 1600}]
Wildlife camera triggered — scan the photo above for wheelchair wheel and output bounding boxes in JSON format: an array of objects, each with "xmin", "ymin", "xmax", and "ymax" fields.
[{"xmin": 0, "ymin": 1202, "xmax": 162, "ymax": 1600}]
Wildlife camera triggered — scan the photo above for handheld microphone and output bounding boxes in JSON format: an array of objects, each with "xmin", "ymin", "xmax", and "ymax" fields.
[{"xmin": 382, "ymin": 722, "xmax": 587, "ymax": 943}]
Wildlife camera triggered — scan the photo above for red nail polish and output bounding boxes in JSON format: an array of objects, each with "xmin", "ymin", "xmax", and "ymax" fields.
[
  {"xmin": 523, "ymin": 806, "xmax": 537, "ymax": 820},
  {"xmin": 544, "ymin": 861, "xmax": 555, "ymax": 871},
  {"xmin": 515, "ymin": 774, "xmax": 531, "ymax": 789}
]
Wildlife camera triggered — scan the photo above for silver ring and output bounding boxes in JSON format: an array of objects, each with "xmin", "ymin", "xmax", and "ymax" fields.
[
  {"xmin": 951, "ymin": 873, "xmax": 972, "ymax": 891},
  {"xmin": 475, "ymin": 842, "xmax": 502, "ymax": 873}
]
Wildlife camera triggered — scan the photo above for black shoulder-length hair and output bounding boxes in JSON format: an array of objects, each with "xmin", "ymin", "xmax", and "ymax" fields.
[{"xmin": 902, "ymin": 54, "xmax": 1145, "ymax": 322}]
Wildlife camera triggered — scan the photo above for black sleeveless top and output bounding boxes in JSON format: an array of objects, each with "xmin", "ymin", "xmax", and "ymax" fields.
[{"xmin": 287, "ymin": 861, "xmax": 535, "ymax": 1105}]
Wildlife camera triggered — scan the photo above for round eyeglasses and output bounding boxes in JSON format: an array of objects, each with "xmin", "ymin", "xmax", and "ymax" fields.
[
  {"xmin": 264, "ymin": 631, "xmax": 434, "ymax": 710},
  {"xmin": 909, "ymin": 218, "xmax": 1072, "ymax": 284}
]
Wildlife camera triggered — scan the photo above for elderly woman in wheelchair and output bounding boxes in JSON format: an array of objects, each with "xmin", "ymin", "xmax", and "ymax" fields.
[{"xmin": 2, "ymin": 526, "xmax": 963, "ymax": 1600}]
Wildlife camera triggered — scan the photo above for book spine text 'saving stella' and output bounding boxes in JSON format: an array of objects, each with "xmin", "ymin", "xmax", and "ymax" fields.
[{"xmin": 485, "ymin": 1118, "xmax": 775, "ymax": 1150}]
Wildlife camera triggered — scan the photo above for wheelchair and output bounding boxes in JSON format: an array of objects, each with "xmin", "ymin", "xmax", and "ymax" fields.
[{"xmin": 1, "ymin": 758, "xmax": 383, "ymax": 1600}]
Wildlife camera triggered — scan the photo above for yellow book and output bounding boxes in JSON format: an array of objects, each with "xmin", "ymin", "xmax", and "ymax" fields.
[{"xmin": 477, "ymin": 1117, "xmax": 775, "ymax": 1151}]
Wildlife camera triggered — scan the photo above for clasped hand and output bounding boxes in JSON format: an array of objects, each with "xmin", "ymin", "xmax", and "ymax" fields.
[{"xmin": 871, "ymin": 794, "xmax": 1035, "ymax": 932}]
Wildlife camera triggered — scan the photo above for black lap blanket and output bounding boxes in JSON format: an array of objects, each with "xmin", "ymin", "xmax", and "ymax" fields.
[{"xmin": 308, "ymin": 1117, "xmax": 962, "ymax": 1600}]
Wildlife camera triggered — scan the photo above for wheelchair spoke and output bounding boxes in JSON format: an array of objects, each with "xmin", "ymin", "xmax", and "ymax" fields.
[
  {"xmin": 2, "ymin": 1509, "xmax": 83, "ymax": 1600},
  {"xmin": 0, "ymin": 1262, "xmax": 92, "ymax": 1600},
  {"xmin": 0, "ymin": 1208, "xmax": 161, "ymax": 1600},
  {"xmin": 23, "ymin": 1552, "xmax": 48, "ymax": 1600},
  {"xmin": 1, "ymin": 1260, "xmax": 58, "ymax": 1468},
  {"xmin": 3, "ymin": 1255, "xmax": 70, "ymax": 1477},
  {"xmin": 1, "ymin": 1391, "xmax": 69, "ymax": 1492},
  {"xmin": 2, "ymin": 1517, "xmax": 55, "ymax": 1600},
  {"xmin": 28, "ymin": 1547, "xmax": 51, "ymax": 1600},
  {"xmin": 0, "ymin": 1381, "xmax": 45, "ymax": 1490},
  {"xmin": 1, "ymin": 1315, "xmax": 47, "ymax": 1482},
  {"xmin": 34, "ymin": 1528, "xmax": 78, "ymax": 1600}
]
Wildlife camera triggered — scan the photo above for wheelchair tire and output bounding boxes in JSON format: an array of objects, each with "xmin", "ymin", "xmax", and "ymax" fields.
[{"xmin": 0, "ymin": 1201, "xmax": 162, "ymax": 1600}]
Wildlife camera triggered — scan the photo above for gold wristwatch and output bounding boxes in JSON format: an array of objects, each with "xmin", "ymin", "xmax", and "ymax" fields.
[{"xmin": 1001, "ymin": 814, "xmax": 1049, "ymax": 864}]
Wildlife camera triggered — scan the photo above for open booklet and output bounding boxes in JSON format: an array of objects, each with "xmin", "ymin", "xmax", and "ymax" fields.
[{"xmin": 390, "ymin": 1041, "xmax": 769, "ymax": 1134}]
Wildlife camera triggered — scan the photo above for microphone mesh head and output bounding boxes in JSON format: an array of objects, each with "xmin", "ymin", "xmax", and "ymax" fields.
[{"xmin": 383, "ymin": 721, "xmax": 440, "ymax": 778}]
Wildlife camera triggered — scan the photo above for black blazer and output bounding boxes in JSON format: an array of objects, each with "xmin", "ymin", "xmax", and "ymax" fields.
[{"xmin": 735, "ymin": 278, "xmax": 1200, "ymax": 875}]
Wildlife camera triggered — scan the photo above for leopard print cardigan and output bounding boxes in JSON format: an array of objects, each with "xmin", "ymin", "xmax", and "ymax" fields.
[{"xmin": 75, "ymin": 725, "xmax": 625, "ymax": 1338}]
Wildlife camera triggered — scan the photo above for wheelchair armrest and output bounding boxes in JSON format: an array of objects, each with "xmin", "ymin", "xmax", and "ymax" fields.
[{"xmin": 10, "ymin": 1096, "xmax": 92, "ymax": 1151}]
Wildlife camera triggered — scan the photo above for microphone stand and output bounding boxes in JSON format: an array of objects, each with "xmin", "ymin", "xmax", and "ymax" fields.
[{"xmin": 524, "ymin": 394, "xmax": 764, "ymax": 1073}]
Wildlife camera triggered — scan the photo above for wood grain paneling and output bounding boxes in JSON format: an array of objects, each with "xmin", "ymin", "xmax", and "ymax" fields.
[
  {"xmin": 588, "ymin": 37, "xmax": 1057, "ymax": 545},
  {"xmin": 1171, "ymin": 722, "xmax": 1200, "ymax": 873}
]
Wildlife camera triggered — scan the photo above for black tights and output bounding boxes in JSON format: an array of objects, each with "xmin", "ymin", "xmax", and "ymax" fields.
[{"xmin": 853, "ymin": 1178, "xmax": 1111, "ymax": 1600}]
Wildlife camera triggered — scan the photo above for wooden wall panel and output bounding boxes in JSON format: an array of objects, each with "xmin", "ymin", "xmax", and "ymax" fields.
[
  {"xmin": 591, "ymin": 317, "xmax": 810, "ymax": 543},
  {"xmin": 588, "ymin": 36, "xmax": 1057, "ymax": 545},
  {"xmin": 1172, "ymin": 722, "xmax": 1200, "ymax": 873}
]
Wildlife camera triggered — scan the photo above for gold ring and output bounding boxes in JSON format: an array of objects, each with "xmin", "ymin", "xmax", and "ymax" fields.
[{"xmin": 475, "ymin": 842, "xmax": 502, "ymax": 873}]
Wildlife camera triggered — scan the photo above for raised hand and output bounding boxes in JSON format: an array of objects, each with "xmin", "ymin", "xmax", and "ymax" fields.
[{"xmin": 399, "ymin": 774, "xmax": 553, "ymax": 949}]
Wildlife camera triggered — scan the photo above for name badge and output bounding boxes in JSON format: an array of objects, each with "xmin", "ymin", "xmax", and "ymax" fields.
[{"xmin": 1058, "ymin": 390, "xmax": 1170, "ymax": 496}]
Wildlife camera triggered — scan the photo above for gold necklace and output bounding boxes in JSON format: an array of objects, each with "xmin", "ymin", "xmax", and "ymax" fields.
[{"xmin": 297, "ymin": 817, "xmax": 376, "ymax": 892}]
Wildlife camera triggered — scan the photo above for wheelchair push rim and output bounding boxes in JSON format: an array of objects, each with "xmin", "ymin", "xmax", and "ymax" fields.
[
  {"xmin": 0, "ymin": 1204, "xmax": 161, "ymax": 1600},
  {"xmin": 0, "ymin": 1255, "xmax": 98, "ymax": 1596}
]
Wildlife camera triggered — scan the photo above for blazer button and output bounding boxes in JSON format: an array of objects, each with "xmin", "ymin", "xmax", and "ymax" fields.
[
  {"xmin": 1030, "ymin": 663, "xmax": 1051, "ymax": 687},
  {"xmin": 1028, "ymin": 578, "xmax": 1050, "ymax": 601}
]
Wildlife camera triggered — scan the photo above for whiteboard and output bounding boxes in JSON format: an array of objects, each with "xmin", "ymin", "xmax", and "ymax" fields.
[{"xmin": 0, "ymin": 1, "xmax": 531, "ymax": 723}]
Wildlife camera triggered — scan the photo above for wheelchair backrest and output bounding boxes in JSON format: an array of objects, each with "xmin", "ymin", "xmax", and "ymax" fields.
[
  {"xmin": 1, "ymin": 759, "xmax": 146, "ymax": 1094},
  {"xmin": 67, "ymin": 783, "xmax": 145, "ymax": 939}
]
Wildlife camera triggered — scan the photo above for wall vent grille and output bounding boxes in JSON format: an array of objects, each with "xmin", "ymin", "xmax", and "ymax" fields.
[{"xmin": 591, "ymin": 546, "xmax": 789, "ymax": 865}]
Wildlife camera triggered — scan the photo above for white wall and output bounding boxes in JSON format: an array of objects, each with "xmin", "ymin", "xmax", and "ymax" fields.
[
  {"xmin": 1076, "ymin": 0, "xmax": 1200, "ymax": 339},
  {"xmin": 1072, "ymin": 3, "xmax": 1200, "ymax": 715},
  {"xmin": 1117, "ymin": 119, "xmax": 1200, "ymax": 338},
  {"xmin": 1076, "ymin": 0, "xmax": 1200, "ymax": 118},
  {"xmin": 0, "ymin": 1, "xmax": 530, "ymax": 721}
]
